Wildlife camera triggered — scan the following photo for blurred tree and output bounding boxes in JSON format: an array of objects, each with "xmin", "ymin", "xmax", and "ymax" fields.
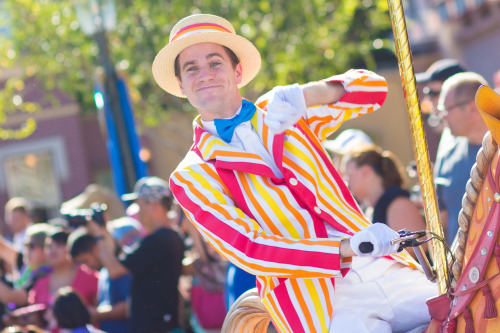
[{"xmin": 0, "ymin": 0, "xmax": 396, "ymax": 132}]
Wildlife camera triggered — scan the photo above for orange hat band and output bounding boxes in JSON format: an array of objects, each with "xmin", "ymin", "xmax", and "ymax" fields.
[{"xmin": 170, "ymin": 23, "xmax": 232, "ymax": 42}]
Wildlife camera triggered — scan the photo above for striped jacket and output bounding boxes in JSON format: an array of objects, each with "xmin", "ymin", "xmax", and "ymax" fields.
[{"xmin": 170, "ymin": 69, "xmax": 418, "ymax": 332}]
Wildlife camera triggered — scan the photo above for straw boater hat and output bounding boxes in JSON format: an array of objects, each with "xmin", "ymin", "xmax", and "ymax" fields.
[{"xmin": 152, "ymin": 14, "xmax": 262, "ymax": 97}]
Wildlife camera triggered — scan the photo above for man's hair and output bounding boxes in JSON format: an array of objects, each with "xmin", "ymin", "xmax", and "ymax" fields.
[
  {"xmin": 159, "ymin": 195, "xmax": 174, "ymax": 212},
  {"xmin": 26, "ymin": 223, "xmax": 54, "ymax": 249},
  {"xmin": 67, "ymin": 228, "xmax": 95, "ymax": 258},
  {"xmin": 5, "ymin": 197, "xmax": 31, "ymax": 215},
  {"xmin": 174, "ymin": 45, "xmax": 240, "ymax": 79},
  {"xmin": 439, "ymin": 72, "xmax": 488, "ymax": 108},
  {"xmin": 50, "ymin": 228, "xmax": 70, "ymax": 245},
  {"xmin": 52, "ymin": 287, "xmax": 91, "ymax": 329}
]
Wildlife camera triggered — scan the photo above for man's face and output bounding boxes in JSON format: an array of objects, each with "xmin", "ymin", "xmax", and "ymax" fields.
[
  {"xmin": 176, "ymin": 42, "xmax": 243, "ymax": 120},
  {"xmin": 441, "ymin": 89, "xmax": 472, "ymax": 137},
  {"xmin": 5, "ymin": 209, "xmax": 29, "ymax": 234},
  {"xmin": 421, "ymin": 81, "xmax": 443, "ymax": 115},
  {"xmin": 45, "ymin": 238, "xmax": 69, "ymax": 266},
  {"xmin": 23, "ymin": 239, "xmax": 46, "ymax": 268},
  {"xmin": 73, "ymin": 251, "xmax": 101, "ymax": 271},
  {"xmin": 136, "ymin": 197, "xmax": 154, "ymax": 226}
]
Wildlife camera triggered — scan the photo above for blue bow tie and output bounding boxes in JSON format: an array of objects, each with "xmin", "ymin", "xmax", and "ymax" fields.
[{"xmin": 213, "ymin": 100, "xmax": 256, "ymax": 143}]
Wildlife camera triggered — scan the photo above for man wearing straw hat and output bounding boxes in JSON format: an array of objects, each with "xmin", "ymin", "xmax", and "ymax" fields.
[{"xmin": 156, "ymin": 14, "xmax": 437, "ymax": 333}]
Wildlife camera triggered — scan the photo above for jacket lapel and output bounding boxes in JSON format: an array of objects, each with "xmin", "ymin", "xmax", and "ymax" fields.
[{"xmin": 193, "ymin": 108, "xmax": 279, "ymax": 179}]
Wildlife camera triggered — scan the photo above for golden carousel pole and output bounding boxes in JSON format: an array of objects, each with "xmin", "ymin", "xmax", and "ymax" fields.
[{"xmin": 387, "ymin": 0, "xmax": 448, "ymax": 294}]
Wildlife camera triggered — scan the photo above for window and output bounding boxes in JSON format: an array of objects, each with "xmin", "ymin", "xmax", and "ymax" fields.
[
  {"xmin": 4, "ymin": 151, "xmax": 60, "ymax": 207},
  {"xmin": 0, "ymin": 136, "xmax": 68, "ymax": 213}
]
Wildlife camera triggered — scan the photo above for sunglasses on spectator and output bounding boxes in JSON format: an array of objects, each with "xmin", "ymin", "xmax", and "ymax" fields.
[
  {"xmin": 24, "ymin": 242, "xmax": 38, "ymax": 250},
  {"xmin": 437, "ymin": 100, "xmax": 471, "ymax": 117}
]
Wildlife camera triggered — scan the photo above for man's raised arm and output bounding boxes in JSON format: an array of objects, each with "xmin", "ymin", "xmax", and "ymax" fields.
[
  {"xmin": 262, "ymin": 69, "xmax": 388, "ymax": 134},
  {"xmin": 302, "ymin": 80, "xmax": 346, "ymax": 107}
]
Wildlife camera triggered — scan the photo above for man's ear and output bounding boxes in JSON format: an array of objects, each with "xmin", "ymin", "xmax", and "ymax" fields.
[
  {"xmin": 235, "ymin": 63, "xmax": 243, "ymax": 85},
  {"xmin": 176, "ymin": 76, "xmax": 186, "ymax": 96}
]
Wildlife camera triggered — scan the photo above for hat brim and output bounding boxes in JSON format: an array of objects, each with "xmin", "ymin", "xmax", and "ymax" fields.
[
  {"xmin": 323, "ymin": 140, "xmax": 344, "ymax": 154},
  {"xmin": 152, "ymin": 31, "xmax": 261, "ymax": 97},
  {"xmin": 416, "ymin": 72, "xmax": 431, "ymax": 84},
  {"xmin": 121, "ymin": 193, "xmax": 139, "ymax": 201}
]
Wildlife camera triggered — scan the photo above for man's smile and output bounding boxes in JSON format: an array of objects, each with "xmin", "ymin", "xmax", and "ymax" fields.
[{"xmin": 196, "ymin": 85, "xmax": 221, "ymax": 92}]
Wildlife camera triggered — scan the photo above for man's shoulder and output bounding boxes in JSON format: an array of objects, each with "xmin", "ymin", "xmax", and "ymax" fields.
[
  {"xmin": 170, "ymin": 150, "xmax": 220, "ymax": 191},
  {"xmin": 435, "ymin": 131, "xmax": 468, "ymax": 163},
  {"xmin": 149, "ymin": 227, "xmax": 183, "ymax": 244}
]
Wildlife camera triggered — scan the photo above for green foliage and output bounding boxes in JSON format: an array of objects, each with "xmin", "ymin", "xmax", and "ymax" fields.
[{"xmin": 0, "ymin": 0, "xmax": 395, "ymax": 123}]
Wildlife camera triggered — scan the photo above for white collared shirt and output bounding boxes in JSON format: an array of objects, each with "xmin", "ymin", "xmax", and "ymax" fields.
[{"xmin": 201, "ymin": 104, "xmax": 284, "ymax": 179}]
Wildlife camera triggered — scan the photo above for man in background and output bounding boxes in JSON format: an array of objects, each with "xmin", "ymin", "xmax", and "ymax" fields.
[
  {"xmin": 416, "ymin": 58, "xmax": 467, "ymax": 162},
  {"xmin": 4, "ymin": 197, "xmax": 34, "ymax": 253},
  {"xmin": 435, "ymin": 72, "xmax": 489, "ymax": 243},
  {"xmin": 87, "ymin": 177, "xmax": 185, "ymax": 333},
  {"xmin": 68, "ymin": 226, "xmax": 131, "ymax": 333}
]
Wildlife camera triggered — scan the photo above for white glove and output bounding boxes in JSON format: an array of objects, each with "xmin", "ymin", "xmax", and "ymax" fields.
[
  {"xmin": 264, "ymin": 83, "xmax": 307, "ymax": 133},
  {"xmin": 350, "ymin": 223, "xmax": 400, "ymax": 257}
]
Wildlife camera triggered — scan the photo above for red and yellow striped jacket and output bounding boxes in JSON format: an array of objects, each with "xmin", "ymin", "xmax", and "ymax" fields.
[{"xmin": 170, "ymin": 69, "xmax": 419, "ymax": 333}]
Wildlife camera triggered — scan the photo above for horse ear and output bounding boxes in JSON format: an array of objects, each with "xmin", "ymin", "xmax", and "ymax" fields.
[{"xmin": 476, "ymin": 86, "xmax": 500, "ymax": 145}]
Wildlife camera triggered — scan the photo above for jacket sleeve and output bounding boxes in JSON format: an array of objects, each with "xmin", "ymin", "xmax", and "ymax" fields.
[
  {"xmin": 256, "ymin": 69, "xmax": 388, "ymax": 142},
  {"xmin": 170, "ymin": 153, "xmax": 349, "ymax": 279},
  {"xmin": 304, "ymin": 69, "xmax": 388, "ymax": 141}
]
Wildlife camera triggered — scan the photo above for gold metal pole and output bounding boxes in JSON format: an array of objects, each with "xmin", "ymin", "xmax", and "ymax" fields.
[{"xmin": 387, "ymin": 0, "xmax": 448, "ymax": 294}]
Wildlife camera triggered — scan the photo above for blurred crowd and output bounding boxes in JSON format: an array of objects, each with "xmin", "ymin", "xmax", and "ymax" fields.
[
  {"xmin": 0, "ymin": 179, "xmax": 228, "ymax": 333},
  {"xmin": 0, "ymin": 60, "xmax": 498, "ymax": 333}
]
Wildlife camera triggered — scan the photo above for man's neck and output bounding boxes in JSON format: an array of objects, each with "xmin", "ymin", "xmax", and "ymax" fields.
[
  {"xmin": 199, "ymin": 97, "xmax": 243, "ymax": 121},
  {"xmin": 144, "ymin": 218, "xmax": 173, "ymax": 235}
]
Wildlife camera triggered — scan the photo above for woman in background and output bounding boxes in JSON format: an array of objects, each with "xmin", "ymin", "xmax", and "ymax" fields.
[{"xmin": 342, "ymin": 145, "xmax": 427, "ymax": 257}]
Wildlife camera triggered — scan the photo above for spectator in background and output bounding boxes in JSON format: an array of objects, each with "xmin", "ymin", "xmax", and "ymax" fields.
[
  {"xmin": 0, "ymin": 224, "xmax": 53, "ymax": 308},
  {"xmin": 87, "ymin": 177, "xmax": 185, "ymax": 333},
  {"xmin": 52, "ymin": 287, "xmax": 106, "ymax": 333},
  {"xmin": 28, "ymin": 228, "xmax": 98, "ymax": 332},
  {"xmin": 416, "ymin": 58, "xmax": 467, "ymax": 133},
  {"xmin": 416, "ymin": 59, "xmax": 467, "ymax": 163},
  {"xmin": 4, "ymin": 197, "xmax": 34, "ymax": 253},
  {"xmin": 0, "ymin": 259, "xmax": 13, "ymax": 330},
  {"xmin": 341, "ymin": 145, "xmax": 427, "ymax": 258},
  {"xmin": 182, "ymin": 220, "xmax": 227, "ymax": 332},
  {"xmin": 68, "ymin": 219, "xmax": 140, "ymax": 333},
  {"xmin": 323, "ymin": 128, "xmax": 373, "ymax": 173},
  {"xmin": 435, "ymin": 72, "xmax": 489, "ymax": 243}
]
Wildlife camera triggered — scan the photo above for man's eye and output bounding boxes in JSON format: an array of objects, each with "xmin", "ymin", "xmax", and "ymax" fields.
[
  {"xmin": 186, "ymin": 66, "xmax": 197, "ymax": 72},
  {"xmin": 210, "ymin": 62, "xmax": 220, "ymax": 67}
]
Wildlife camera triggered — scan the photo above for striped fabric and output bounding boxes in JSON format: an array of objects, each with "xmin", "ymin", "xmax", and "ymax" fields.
[
  {"xmin": 170, "ymin": 22, "xmax": 232, "ymax": 42},
  {"xmin": 170, "ymin": 69, "xmax": 419, "ymax": 332}
]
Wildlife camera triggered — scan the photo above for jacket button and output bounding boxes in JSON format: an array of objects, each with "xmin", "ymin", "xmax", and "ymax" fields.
[
  {"xmin": 314, "ymin": 206, "xmax": 321, "ymax": 214},
  {"xmin": 289, "ymin": 178, "xmax": 298, "ymax": 186}
]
